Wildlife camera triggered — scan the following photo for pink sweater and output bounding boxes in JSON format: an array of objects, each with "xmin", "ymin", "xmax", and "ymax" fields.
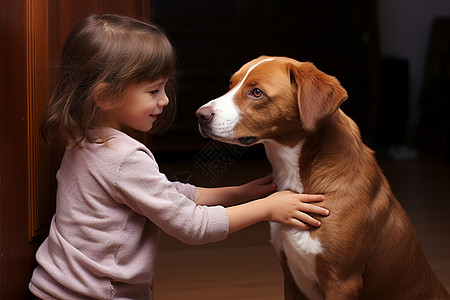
[{"xmin": 29, "ymin": 128, "xmax": 229, "ymax": 299}]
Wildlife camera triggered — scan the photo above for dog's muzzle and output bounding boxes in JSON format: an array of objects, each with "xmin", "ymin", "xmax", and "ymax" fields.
[
  {"xmin": 196, "ymin": 106, "xmax": 215, "ymax": 138},
  {"xmin": 196, "ymin": 106, "xmax": 214, "ymax": 124},
  {"xmin": 196, "ymin": 105, "xmax": 258, "ymax": 146}
]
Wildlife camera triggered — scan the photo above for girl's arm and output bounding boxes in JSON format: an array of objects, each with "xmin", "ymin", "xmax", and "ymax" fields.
[
  {"xmin": 226, "ymin": 191, "xmax": 328, "ymax": 234},
  {"xmin": 194, "ymin": 174, "xmax": 329, "ymax": 233},
  {"xmin": 194, "ymin": 174, "xmax": 276, "ymax": 207}
]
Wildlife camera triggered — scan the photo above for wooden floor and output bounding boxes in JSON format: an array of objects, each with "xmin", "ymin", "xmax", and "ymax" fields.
[{"xmin": 153, "ymin": 150, "xmax": 450, "ymax": 299}]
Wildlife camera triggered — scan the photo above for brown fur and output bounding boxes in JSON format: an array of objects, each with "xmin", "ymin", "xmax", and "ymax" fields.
[
  {"xmin": 216, "ymin": 56, "xmax": 449, "ymax": 299},
  {"xmin": 302, "ymin": 110, "xmax": 448, "ymax": 299}
]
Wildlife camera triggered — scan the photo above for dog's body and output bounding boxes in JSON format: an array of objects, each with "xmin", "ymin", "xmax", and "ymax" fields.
[{"xmin": 196, "ymin": 56, "xmax": 449, "ymax": 299}]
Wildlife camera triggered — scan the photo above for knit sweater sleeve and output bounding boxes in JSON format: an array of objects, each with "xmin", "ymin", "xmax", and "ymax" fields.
[
  {"xmin": 172, "ymin": 181, "xmax": 196, "ymax": 201},
  {"xmin": 112, "ymin": 149, "xmax": 229, "ymax": 245}
]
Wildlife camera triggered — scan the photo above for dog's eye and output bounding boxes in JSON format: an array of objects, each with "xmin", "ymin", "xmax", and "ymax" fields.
[{"xmin": 249, "ymin": 88, "xmax": 264, "ymax": 99}]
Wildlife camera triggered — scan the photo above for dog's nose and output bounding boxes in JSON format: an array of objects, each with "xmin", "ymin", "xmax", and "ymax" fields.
[{"xmin": 196, "ymin": 106, "xmax": 214, "ymax": 123}]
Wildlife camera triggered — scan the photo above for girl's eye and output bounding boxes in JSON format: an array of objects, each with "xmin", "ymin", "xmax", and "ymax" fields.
[
  {"xmin": 149, "ymin": 89, "xmax": 160, "ymax": 95},
  {"xmin": 249, "ymin": 88, "xmax": 264, "ymax": 99}
]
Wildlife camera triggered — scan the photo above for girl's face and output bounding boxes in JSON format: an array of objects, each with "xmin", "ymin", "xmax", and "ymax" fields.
[{"xmin": 105, "ymin": 79, "xmax": 169, "ymax": 132}]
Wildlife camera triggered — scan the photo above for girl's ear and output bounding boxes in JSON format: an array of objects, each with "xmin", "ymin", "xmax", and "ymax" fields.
[
  {"xmin": 290, "ymin": 62, "xmax": 348, "ymax": 133},
  {"xmin": 92, "ymin": 82, "xmax": 118, "ymax": 111}
]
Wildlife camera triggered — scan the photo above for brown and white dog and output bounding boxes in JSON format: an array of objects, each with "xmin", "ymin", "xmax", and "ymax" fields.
[{"xmin": 196, "ymin": 56, "xmax": 449, "ymax": 299}]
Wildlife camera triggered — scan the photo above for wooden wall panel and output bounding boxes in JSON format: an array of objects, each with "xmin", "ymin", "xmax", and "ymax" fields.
[
  {"xmin": 0, "ymin": 1, "xmax": 150, "ymax": 298},
  {"xmin": 27, "ymin": 0, "xmax": 52, "ymax": 240},
  {"xmin": 1, "ymin": 0, "xmax": 31, "ymax": 297},
  {"xmin": 0, "ymin": 0, "xmax": 36, "ymax": 297}
]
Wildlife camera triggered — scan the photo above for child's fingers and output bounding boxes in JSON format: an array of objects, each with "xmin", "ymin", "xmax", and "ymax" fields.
[
  {"xmin": 294, "ymin": 211, "xmax": 322, "ymax": 227},
  {"xmin": 299, "ymin": 194, "xmax": 325, "ymax": 203},
  {"xmin": 252, "ymin": 174, "xmax": 276, "ymax": 194},
  {"xmin": 259, "ymin": 183, "xmax": 277, "ymax": 195},
  {"xmin": 289, "ymin": 218, "xmax": 311, "ymax": 230},
  {"xmin": 299, "ymin": 202, "xmax": 329, "ymax": 216},
  {"xmin": 253, "ymin": 173, "xmax": 273, "ymax": 185}
]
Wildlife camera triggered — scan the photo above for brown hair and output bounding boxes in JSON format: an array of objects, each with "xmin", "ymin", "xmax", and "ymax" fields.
[{"xmin": 41, "ymin": 14, "xmax": 177, "ymax": 146}]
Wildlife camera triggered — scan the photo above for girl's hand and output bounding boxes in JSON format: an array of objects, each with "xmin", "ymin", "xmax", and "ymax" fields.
[
  {"xmin": 195, "ymin": 174, "xmax": 277, "ymax": 207},
  {"xmin": 238, "ymin": 173, "xmax": 277, "ymax": 202},
  {"xmin": 226, "ymin": 190, "xmax": 328, "ymax": 234},
  {"xmin": 262, "ymin": 191, "xmax": 328, "ymax": 229}
]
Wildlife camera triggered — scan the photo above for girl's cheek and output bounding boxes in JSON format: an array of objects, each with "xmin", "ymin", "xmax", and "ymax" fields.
[{"xmin": 144, "ymin": 103, "xmax": 157, "ymax": 115}]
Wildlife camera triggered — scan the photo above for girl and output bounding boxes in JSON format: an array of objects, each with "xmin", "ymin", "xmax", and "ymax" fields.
[{"xmin": 29, "ymin": 14, "xmax": 329, "ymax": 300}]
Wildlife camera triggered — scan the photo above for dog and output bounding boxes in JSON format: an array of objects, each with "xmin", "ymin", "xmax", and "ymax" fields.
[{"xmin": 196, "ymin": 56, "xmax": 449, "ymax": 299}]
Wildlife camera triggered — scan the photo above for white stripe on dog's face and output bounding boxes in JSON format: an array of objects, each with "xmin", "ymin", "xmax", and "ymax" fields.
[{"xmin": 199, "ymin": 58, "xmax": 275, "ymax": 140}]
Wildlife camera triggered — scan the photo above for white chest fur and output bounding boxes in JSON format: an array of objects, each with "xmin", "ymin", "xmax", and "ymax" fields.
[{"xmin": 263, "ymin": 140, "xmax": 325, "ymax": 300}]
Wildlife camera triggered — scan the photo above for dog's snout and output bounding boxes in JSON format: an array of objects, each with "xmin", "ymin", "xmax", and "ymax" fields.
[{"xmin": 196, "ymin": 106, "xmax": 214, "ymax": 123}]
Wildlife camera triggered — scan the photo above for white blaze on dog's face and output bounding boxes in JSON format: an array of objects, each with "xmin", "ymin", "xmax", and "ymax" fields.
[
  {"xmin": 196, "ymin": 56, "xmax": 347, "ymax": 147},
  {"xmin": 197, "ymin": 56, "xmax": 300, "ymax": 146}
]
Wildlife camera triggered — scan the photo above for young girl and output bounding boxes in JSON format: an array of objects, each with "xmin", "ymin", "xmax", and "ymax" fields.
[{"xmin": 29, "ymin": 14, "xmax": 329, "ymax": 300}]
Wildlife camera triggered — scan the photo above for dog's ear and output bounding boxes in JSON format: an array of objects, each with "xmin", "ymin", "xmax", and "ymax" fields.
[{"xmin": 290, "ymin": 62, "xmax": 348, "ymax": 133}]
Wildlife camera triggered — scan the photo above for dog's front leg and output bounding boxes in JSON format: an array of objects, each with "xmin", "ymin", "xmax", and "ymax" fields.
[
  {"xmin": 279, "ymin": 253, "xmax": 309, "ymax": 300},
  {"xmin": 322, "ymin": 275, "xmax": 363, "ymax": 300},
  {"xmin": 284, "ymin": 274, "xmax": 309, "ymax": 300}
]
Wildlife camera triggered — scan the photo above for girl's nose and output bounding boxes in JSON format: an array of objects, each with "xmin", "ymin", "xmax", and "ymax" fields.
[{"xmin": 159, "ymin": 92, "xmax": 169, "ymax": 107}]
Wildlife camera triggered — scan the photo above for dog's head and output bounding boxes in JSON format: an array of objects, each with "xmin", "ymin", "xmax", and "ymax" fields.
[{"xmin": 196, "ymin": 56, "xmax": 348, "ymax": 147}]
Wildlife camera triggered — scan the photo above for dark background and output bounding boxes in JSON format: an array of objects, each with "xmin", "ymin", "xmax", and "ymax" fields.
[{"xmin": 149, "ymin": 0, "xmax": 450, "ymax": 162}]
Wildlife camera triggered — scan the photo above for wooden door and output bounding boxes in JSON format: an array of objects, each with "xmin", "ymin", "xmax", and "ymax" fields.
[{"xmin": 0, "ymin": 1, "xmax": 150, "ymax": 298}]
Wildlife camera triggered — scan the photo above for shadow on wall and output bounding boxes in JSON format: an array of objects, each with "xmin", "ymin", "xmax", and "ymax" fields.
[{"xmin": 416, "ymin": 18, "xmax": 450, "ymax": 161}]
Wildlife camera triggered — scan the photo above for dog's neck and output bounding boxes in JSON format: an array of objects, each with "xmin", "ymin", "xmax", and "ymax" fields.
[
  {"xmin": 262, "ymin": 140, "xmax": 304, "ymax": 193},
  {"xmin": 261, "ymin": 110, "xmax": 365, "ymax": 195}
]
